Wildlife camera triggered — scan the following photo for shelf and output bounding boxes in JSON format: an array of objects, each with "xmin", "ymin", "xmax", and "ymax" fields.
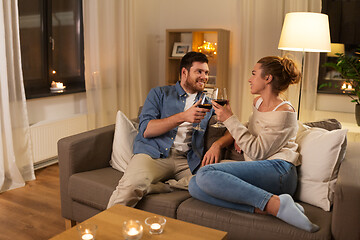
[
  {"xmin": 168, "ymin": 57, "xmax": 182, "ymax": 60},
  {"xmin": 165, "ymin": 29, "xmax": 230, "ymax": 88}
]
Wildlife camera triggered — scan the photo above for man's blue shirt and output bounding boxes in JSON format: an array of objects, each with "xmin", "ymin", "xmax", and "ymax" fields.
[{"xmin": 133, "ymin": 81, "xmax": 213, "ymax": 173}]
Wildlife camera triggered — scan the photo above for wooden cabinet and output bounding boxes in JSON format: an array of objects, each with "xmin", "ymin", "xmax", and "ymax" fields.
[{"xmin": 165, "ymin": 29, "xmax": 230, "ymax": 88}]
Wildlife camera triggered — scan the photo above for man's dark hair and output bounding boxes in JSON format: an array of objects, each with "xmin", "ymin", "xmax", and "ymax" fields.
[{"xmin": 179, "ymin": 51, "xmax": 208, "ymax": 78}]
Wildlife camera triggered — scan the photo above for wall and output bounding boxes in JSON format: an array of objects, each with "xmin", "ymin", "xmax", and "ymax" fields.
[
  {"xmin": 27, "ymin": 92, "xmax": 87, "ymax": 125},
  {"xmin": 315, "ymin": 93, "xmax": 356, "ymax": 123},
  {"xmin": 26, "ymin": 92, "xmax": 87, "ymax": 165}
]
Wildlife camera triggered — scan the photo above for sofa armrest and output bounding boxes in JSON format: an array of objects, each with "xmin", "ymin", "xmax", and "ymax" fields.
[
  {"xmin": 332, "ymin": 141, "xmax": 360, "ymax": 240},
  {"xmin": 58, "ymin": 124, "xmax": 115, "ymax": 220}
]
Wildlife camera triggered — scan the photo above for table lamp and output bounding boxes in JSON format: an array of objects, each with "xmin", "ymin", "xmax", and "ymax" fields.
[{"xmin": 278, "ymin": 12, "xmax": 331, "ymax": 119}]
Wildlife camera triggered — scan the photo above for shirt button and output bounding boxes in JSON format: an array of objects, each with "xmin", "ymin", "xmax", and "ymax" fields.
[
  {"xmin": 182, "ymin": 100, "xmax": 184, "ymax": 103},
  {"xmin": 171, "ymin": 137, "xmax": 174, "ymax": 140},
  {"xmin": 165, "ymin": 148, "xmax": 168, "ymax": 150}
]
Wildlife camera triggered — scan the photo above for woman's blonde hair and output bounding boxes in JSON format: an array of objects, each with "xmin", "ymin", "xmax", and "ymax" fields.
[{"xmin": 257, "ymin": 56, "xmax": 301, "ymax": 94}]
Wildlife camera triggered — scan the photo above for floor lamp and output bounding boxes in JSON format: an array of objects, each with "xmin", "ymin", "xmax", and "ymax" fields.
[{"xmin": 278, "ymin": 12, "xmax": 331, "ymax": 119}]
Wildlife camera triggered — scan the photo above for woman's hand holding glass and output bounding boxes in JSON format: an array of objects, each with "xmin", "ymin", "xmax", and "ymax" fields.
[
  {"xmin": 211, "ymin": 98, "xmax": 233, "ymax": 123},
  {"xmin": 211, "ymin": 88, "xmax": 230, "ymax": 128}
]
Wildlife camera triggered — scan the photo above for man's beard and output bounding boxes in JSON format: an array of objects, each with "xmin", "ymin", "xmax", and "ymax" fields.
[{"xmin": 184, "ymin": 76, "xmax": 205, "ymax": 92}]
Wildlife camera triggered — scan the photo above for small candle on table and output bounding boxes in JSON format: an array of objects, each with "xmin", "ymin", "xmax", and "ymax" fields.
[
  {"xmin": 150, "ymin": 223, "xmax": 161, "ymax": 230},
  {"xmin": 127, "ymin": 227, "xmax": 140, "ymax": 236},
  {"xmin": 81, "ymin": 229, "xmax": 94, "ymax": 240}
]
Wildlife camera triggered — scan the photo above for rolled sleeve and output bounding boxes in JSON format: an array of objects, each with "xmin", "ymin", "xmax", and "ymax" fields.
[{"xmin": 138, "ymin": 88, "xmax": 161, "ymax": 136}]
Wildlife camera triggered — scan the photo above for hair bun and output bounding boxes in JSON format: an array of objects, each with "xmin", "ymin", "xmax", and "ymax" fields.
[{"xmin": 280, "ymin": 56, "xmax": 301, "ymax": 85}]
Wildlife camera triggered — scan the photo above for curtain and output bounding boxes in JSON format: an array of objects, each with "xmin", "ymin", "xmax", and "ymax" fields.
[
  {"xmin": 234, "ymin": 0, "xmax": 286, "ymax": 123},
  {"xmin": 234, "ymin": 0, "xmax": 256, "ymax": 123},
  {"xmin": 83, "ymin": 0, "xmax": 144, "ymax": 129},
  {"xmin": 234, "ymin": 0, "xmax": 321, "ymax": 123},
  {"xmin": 0, "ymin": 0, "xmax": 35, "ymax": 192}
]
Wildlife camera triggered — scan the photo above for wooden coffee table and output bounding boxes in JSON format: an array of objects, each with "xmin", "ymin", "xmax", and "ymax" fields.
[{"xmin": 51, "ymin": 204, "xmax": 227, "ymax": 240}]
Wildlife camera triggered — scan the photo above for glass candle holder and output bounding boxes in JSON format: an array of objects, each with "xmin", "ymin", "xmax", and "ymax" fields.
[
  {"xmin": 76, "ymin": 223, "xmax": 97, "ymax": 240},
  {"xmin": 145, "ymin": 216, "xmax": 166, "ymax": 234},
  {"xmin": 122, "ymin": 220, "xmax": 143, "ymax": 240}
]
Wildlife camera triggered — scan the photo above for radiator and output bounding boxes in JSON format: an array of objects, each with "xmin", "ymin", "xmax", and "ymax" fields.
[{"xmin": 30, "ymin": 114, "xmax": 88, "ymax": 166}]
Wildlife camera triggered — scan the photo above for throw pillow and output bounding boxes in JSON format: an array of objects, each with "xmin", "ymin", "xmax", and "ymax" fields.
[
  {"xmin": 304, "ymin": 118, "xmax": 342, "ymax": 131},
  {"xmin": 110, "ymin": 111, "xmax": 138, "ymax": 172},
  {"xmin": 295, "ymin": 123, "xmax": 348, "ymax": 211}
]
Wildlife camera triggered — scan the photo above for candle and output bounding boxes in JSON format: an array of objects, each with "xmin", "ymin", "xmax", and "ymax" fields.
[
  {"xmin": 81, "ymin": 229, "xmax": 94, "ymax": 240},
  {"xmin": 150, "ymin": 223, "xmax": 161, "ymax": 230},
  {"xmin": 56, "ymin": 82, "xmax": 64, "ymax": 88},
  {"xmin": 127, "ymin": 227, "xmax": 140, "ymax": 236},
  {"xmin": 81, "ymin": 233, "xmax": 94, "ymax": 240},
  {"xmin": 123, "ymin": 220, "xmax": 143, "ymax": 240},
  {"xmin": 76, "ymin": 224, "xmax": 97, "ymax": 240},
  {"xmin": 145, "ymin": 216, "xmax": 166, "ymax": 234}
]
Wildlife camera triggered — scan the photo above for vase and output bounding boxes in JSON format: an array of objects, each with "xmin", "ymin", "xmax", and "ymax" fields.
[{"xmin": 356, "ymin": 104, "xmax": 360, "ymax": 126}]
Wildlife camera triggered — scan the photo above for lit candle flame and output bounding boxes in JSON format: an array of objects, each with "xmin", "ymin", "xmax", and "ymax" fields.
[
  {"xmin": 127, "ymin": 227, "xmax": 140, "ymax": 236},
  {"xmin": 81, "ymin": 230, "xmax": 94, "ymax": 240},
  {"xmin": 151, "ymin": 223, "xmax": 161, "ymax": 230},
  {"xmin": 341, "ymin": 82, "xmax": 353, "ymax": 91}
]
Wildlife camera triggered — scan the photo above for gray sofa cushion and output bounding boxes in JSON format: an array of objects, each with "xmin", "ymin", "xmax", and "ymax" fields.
[
  {"xmin": 69, "ymin": 167, "xmax": 192, "ymax": 218},
  {"xmin": 136, "ymin": 190, "xmax": 191, "ymax": 218},
  {"xmin": 204, "ymin": 116, "xmax": 244, "ymax": 161},
  {"xmin": 69, "ymin": 167, "xmax": 123, "ymax": 210},
  {"xmin": 304, "ymin": 118, "xmax": 342, "ymax": 131},
  {"xmin": 203, "ymin": 116, "xmax": 227, "ymax": 156},
  {"xmin": 177, "ymin": 198, "xmax": 332, "ymax": 240}
]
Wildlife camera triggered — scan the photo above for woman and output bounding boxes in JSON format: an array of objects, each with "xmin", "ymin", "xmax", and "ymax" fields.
[{"xmin": 189, "ymin": 56, "xmax": 319, "ymax": 232}]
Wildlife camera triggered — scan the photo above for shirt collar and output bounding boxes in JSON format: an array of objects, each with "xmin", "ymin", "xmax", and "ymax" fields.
[
  {"xmin": 175, "ymin": 81, "xmax": 187, "ymax": 97},
  {"xmin": 175, "ymin": 81, "xmax": 204, "ymax": 100}
]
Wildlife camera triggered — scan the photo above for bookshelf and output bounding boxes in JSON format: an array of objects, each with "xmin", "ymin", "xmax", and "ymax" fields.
[{"xmin": 165, "ymin": 29, "xmax": 230, "ymax": 89}]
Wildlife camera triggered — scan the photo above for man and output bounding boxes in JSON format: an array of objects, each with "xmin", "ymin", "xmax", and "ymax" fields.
[{"xmin": 107, "ymin": 51, "xmax": 233, "ymax": 208}]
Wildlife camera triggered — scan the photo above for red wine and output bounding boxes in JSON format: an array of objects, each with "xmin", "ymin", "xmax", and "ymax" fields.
[
  {"xmin": 215, "ymin": 99, "xmax": 227, "ymax": 106},
  {"xmin": 198, "ymin": 103, "xmax": 212, "ymax": 109}
]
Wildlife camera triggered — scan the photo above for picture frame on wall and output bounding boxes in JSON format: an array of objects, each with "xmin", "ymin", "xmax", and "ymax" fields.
[{"xmin": 172, "ymin": 42, "xmax": 192, "ymax": 57}]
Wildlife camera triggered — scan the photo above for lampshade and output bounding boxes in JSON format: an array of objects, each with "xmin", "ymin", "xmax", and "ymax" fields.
[
  {"xmin": 278, "ymin": 12, "xmax": 331, "ymax": 52},
  {"xmin": 327, "ymin": 43, "xmax": 345, "ymax": 57}
]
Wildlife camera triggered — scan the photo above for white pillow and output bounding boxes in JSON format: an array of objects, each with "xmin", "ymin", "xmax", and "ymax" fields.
[
  {"xmin": 110, "ymin": 111, "xmax": 138, "ymax": 172},
  {"xmin": 295, "ymin": 123, "xmax": 347, "ymax": 211}
]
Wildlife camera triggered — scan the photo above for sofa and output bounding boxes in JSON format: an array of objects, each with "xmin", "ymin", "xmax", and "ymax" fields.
[{"xmin": 58, "ymin": 116, "xmax": 360, "ymax": 240}]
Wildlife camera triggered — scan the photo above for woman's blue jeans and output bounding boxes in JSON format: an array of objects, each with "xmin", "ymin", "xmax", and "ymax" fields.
[{"xmin": 189, "ymin": 159, "xmax": 297, "ymax": 213}]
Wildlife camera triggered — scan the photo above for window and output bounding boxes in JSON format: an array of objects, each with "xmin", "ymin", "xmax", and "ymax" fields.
[
  {"xmin": 18, "ymin": 0, "xmax": 85, "ymax": 99},
  {"xmin": 317, "ymin": 0, "xmax": 360, "ymax": 95}
]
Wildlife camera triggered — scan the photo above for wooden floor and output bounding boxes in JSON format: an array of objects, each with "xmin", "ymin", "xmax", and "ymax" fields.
[{"xmin": 0, "ymin": 164, "xmax": 65, "ymax": 240}]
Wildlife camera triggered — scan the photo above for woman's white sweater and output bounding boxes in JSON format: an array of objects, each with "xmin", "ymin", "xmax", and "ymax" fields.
[{"xmin": 223, "ymin": 106, "xmax": 300, "ymax": 166}]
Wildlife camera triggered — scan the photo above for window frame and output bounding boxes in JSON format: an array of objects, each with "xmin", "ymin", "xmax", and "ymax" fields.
[
  {"xmin": 317, "ymin": 0, "xmax": 360, "ymax": 96},
  {"xmin": 19, "ymin": 0, "xmax": 85, "ymax": 99}
]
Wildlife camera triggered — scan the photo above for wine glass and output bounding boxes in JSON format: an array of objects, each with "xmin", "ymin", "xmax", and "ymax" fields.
[
  {"xmin": 211, "ymin": 87, "xmax": 228, "ymax": 128},
  {"xmin": 193, "ymin": 92, "xmax": 212, "ymax": 131}
]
